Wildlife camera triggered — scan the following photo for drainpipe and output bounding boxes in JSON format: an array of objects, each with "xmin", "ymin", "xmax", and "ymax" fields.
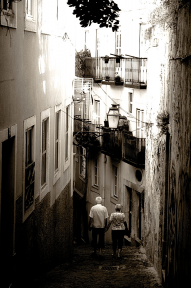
[
  {"xmin": 103, "ymin": 154, "xmax": 107, "ymax": 205},
  {"xmin": 71, "ymin": 101, "xmax": 74, "ymax": 197},
  {"xmin": 138, "ymin": 22, "xmax": 141, "ymax": 83}
]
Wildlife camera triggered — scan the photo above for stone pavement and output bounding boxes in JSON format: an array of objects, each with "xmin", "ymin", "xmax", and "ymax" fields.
[{"xmin": 28, "ymin": 243, "xmax": 163, "ymax": 288}]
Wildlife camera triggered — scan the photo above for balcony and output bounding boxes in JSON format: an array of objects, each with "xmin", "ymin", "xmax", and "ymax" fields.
[
  {"xmin": 73, "ymin": 119, "xmax": 102, "ymax": 153},
  {"xmin": 122, "ymin": 133, "xmax": 145, "ymax": 168},
  {"xmin": 101, "ymin": 128, "xmax": 122, "ymax": 159},
  {"xmin": 74, "ymin": 118, "xmax": 145, "ymax": 166},
  {"xmin": 84, "ymin": 57, "xmax": 147, "ymax": 89}
]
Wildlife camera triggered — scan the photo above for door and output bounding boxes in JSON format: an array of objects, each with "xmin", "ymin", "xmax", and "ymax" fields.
[
  {"xmin": 126, "ymin": 186, "xmax": 132, "ymax": 236},
  {"xmin": 0, "ymin": 137, "xmax": 15, "ymax": 287},
  {"xmin": 139, "ymin": 193, "xmax": 141, "ymax": 239}
]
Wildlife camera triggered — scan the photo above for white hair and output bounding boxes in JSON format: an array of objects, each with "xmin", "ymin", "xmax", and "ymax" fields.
[{"xmin": 96, "ymin": 196, "xmax": 102, "ymax": 204}]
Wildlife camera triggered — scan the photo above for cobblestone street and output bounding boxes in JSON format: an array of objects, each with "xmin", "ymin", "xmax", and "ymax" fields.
[{"xmin": 28, "ymin": 243, "xmax": 163, "ymax": 288}]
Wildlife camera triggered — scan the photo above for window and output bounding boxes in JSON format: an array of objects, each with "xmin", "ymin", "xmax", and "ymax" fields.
[
  {"xmin": 55, "ymin": 111, "xmax": 59, "ymax": 170},
  {"xmin": 136, "ymin": 109, "xmax": 144, "ymax": 138},
  {"xmin": 80, "ymin": 147, "xmax": 86, "ymax": 179},
  {"xmin": 25, "ymin": 0, "xmax": 37, "ymax": 32},
  {"xmin": 26, "ymin": 0, "xmax": 32, "ymax": 16},
  {"xmin": 115, "ymin": 29, "xmax": 121, "ymax": 55},
  {"xmin": 96, "ymin": 29, "xmax": 100, "ymax": 58},
  {"xmin": 3, "ymin": 0, "xmax": 12, "ymax": 10},
  {"xmin": 94, "ymin": 100, "xmax": 100, "ymax": 124},
  {"xmin": 23, "ymin": 116, "xmax": 36, "ymax": 221},
  {"xmin": 113, "ymin": 165, "xmax": 118, "ymax": 197},
  {"xmin": 40, "ymin": 109, "xmax": 50, "ymax": 200},
  {"xmin": 0, "ymin": 0, "xmax": 17, "ymax": 28},
  {"xmin": 94, "ymin": 158, "xmax": 99, "ymax": 186},
  {"xmin": 25, "ymin": 127, "xmax": 35, "ymax": 210},
  {"xmin": 85, "ymin": 30, "xmax": 89, "ymax": 50},
  {"xmin": 65, "ymin": 106, "xmax": 69, "ymax": 161},
  {"xmin": 53, "ymin": 104, "xmax": 62, "ymax": 184},
  {"xmin": 115, "ymin": 27, "xmax": 121, "ymax": 70},
  {"xmin": 129, "ymin": 93, "xmax": 133, "ymax": 113},
  {"xmin": 41, "ymin": 118, "xmax": 47, "ymax": 187}
]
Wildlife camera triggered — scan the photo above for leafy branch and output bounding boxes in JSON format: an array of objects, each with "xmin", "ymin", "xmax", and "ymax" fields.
[
  {"xmin": 67, "ymin": 0, "xmax": 120, "ymax": 31},
  {"xmin": 75, "ymin": 49, "xmax": 91, "ymax": 78}
]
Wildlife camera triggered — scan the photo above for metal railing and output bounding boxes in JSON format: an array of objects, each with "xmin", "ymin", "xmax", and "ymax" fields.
[
  {"xmin": 122, "ymin": 134, "xmax": 145, "ymax": 166},
  {"xmin": 84, "ymin": 57, "xmax": 147, "ymax": 85},
  {"xmin": 102, "ymin": 128, "xmax": 122, "ymax": 158},
  {"xmin": 125, "ymin": 58, "xmax": 147, "ymax": 85}
]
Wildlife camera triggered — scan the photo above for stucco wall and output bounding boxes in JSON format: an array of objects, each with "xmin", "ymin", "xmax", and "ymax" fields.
[
  {"xmin": 0, "ymin": 2, "xmax": 75, "ymax": 286},
  {"xmin": 86, "ymin": 152, "xmax": 145, "ymax": 244},
  {"xmin": 14, "ymin": 182, "xmax": 73, "ymax": 286}
]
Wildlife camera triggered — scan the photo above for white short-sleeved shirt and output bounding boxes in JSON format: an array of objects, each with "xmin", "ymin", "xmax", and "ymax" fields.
[
  {"xmin": 89, "ymin": 204, "xmax": 109, "ymax": 228},
  {"xmin": 110, "ymin": 212, "xmax": 125, "ymax": 230}
]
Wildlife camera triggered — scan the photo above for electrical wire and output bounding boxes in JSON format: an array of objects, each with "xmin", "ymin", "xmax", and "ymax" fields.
[{"xmin": 64, "ymin": 31, "xmax": 153, "ymax": 127}]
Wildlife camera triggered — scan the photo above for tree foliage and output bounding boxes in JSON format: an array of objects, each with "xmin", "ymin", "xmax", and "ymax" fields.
[
  {"xmin": 67, "ymin": 0, "xmax": 120, "ymax": 31},
  {"xmin": 75, "ymin": 49, "xmax": 91, "ymax": 78},
  {"xmin": 148, "ymin": 0, "xmax": 189, "ymax": 29}
]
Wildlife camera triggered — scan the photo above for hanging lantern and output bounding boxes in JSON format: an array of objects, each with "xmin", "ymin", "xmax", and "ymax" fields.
[
  {"xmin": 105, "ymin": 55, "xmax": 109, "ymax": 63},
  {"xmin": 107, "ymin": 104, "xmax": 120, "ymax": 128},
  {"xmin": 116, "ymin": 57, "xmax": 120, "ymax": 64}
]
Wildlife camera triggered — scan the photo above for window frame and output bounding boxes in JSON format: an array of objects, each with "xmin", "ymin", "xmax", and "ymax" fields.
[
  {"xmin": 113, "ymin": 165, "xmax": 118, "ymax": 198},
  {"xmin": 129, "ymin": 92, "xmax": 133, "ymax": 113},
  {"xmin": 65, "ymin": 105, "xmax": 69, "ymax": 162},
  {"xmin": 53, "ymin": 103, "xmax": 62, "ymax": 185},
  {"xmin": 0, "ymin": 0, "xmax": 17, "ymax": 28},
  {"xmin": 95, "ymin": 100, "xmax": 100, "ymax": 125},
  {"xmin": 25, "ymin": 0, "xmax": 37, "ymax": 32},
  {"xmin": 23, "ymin": 116, "xmax": 36, "ymax": 222},
  {"xmin": 64, "ymin": 102, "xmax": 71, "ymax": 172},
  {"xmin": 115, "ymin": 30, "xmax": 121, "ymax": 55},
  {"xmin": 94, "ymin": 158, "xmax": 99, "ymax": 187},
  {"xmin": 40, "ymin": 108, "xmax": 50, "ymax": 201}
]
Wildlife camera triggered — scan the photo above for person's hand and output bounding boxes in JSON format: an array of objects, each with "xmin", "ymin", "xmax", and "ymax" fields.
[
  {"xmin": 88, "ymin": 226, "xmax": 92, "ymax": 231},
  {"xmin": 104, "ymin": 227, "xmax": 108, "ymax": 233}
]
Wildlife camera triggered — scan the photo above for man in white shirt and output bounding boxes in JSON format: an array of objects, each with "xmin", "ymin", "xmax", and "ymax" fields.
[{"xmin": 88, "ymin": 196, "xmax": 108, "ymax": 258}]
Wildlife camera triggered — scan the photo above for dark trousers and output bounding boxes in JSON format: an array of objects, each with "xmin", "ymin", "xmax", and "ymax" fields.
[
  {"xmin": 92, "ymin": 228, "xmax": 105, "ymax": 250},
  {"xmin": 112, "ymin": 230, "xmax": 124, "ymax": 251}
]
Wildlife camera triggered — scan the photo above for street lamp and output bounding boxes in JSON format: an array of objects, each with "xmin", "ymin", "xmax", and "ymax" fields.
[{"xmin": 107, "ymin": 104, "xmax": 120, "ymax": 128}]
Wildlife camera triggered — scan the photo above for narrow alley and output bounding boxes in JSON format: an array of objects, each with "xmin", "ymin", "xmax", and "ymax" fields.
[{"xmin": 28, "ymin": 243, "xmax": 163, "ymax": 288}]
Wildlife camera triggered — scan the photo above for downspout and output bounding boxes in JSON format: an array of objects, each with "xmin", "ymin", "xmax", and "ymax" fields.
[
  {"xmin": 103, "ymin": 154, "xmax": 107, "ymax": 205},
  {"xmin": 71, "ymin": 103, "xmax": 74, "ymax": 197}
]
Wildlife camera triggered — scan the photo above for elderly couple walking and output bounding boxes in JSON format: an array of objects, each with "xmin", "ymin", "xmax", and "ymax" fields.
[{"xmin": 88, "ymin": 196, "xmax": 126, "ymax": 259}]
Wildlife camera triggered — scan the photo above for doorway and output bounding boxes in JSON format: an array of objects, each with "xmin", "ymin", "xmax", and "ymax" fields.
[
  {"xmin": 0, "ymin": 136, "xmax": 15, "ymax": 287},
  {"xmin": 126, "ymin": 186, "xmax": 132, "ymax": 235}
]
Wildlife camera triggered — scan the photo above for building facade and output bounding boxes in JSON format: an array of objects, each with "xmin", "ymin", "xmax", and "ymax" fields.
[
  {"xmin": 73, "ymin": 1, "xmax": 148, "ymax": 246},
  {"xmin": 0, "ymin": 1, "xmax": 75, "ymax": 286}
]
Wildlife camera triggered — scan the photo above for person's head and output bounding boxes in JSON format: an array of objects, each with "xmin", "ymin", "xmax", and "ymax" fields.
[
  {"xmin": 96, "ymin": 196, "xmax": 102, "ymax": 204},
  {"xmin": 115, "ymin": 204, "xmax": 122, "ymax": 212}
]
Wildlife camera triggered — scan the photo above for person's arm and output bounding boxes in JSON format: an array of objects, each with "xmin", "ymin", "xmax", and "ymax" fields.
[
  {"xmin": 104, "ymin": 218, "xmax": 107, "ymax": 229},
  {"xmin": 105, "ymin": 213, "xmax": 112, "ymax": 232},
  {"xmin": 88, "ymin": 217, "xmax": 93, "ymax": 231}
]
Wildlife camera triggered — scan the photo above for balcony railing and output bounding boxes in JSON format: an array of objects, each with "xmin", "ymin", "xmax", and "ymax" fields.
[
  {"xmin": 125, "ymin": 58, "xmax": 147, "ymax": 88},
  {"xmin": 73, "ymin": 119, "xmax": 102, "ymax": 152},
  {"xmin": 84, "ymin": 57, "xmax": 147, "ymax": 88},
  {"xmin": 74, "ymin": 120, "xmax": 145, "ymax": 166},
  {"xmin": 101, "ymin": 128, "xmax": 122, "ymax": 159},
  {"xmin": 122, "ymin": 133, "xmax": 145, "ymax": 167}
]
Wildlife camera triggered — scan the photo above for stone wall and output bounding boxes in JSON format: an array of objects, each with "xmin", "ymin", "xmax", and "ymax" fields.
[
  {"xmin": 14, "ymin": 182, "xmax": 73, "ymax": 287},
  {"xmin": 165, "ymin": 3, "xmax": 191, "ymax": 287},
  {"xmin": 144, "ymin": 2, "xmax": 191, "ymax": 287}
]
